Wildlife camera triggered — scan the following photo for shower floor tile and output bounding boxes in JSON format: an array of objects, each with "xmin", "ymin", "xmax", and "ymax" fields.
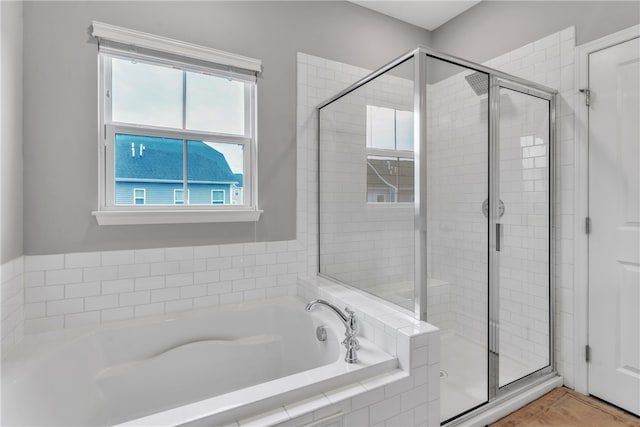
[{"xmin": 440, "ymin": 332, "xmax": 531, "ymax": 422}]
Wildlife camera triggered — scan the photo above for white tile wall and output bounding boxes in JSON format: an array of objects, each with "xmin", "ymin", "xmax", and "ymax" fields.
[
  {"xmin": 21, "ymin": 242, "xmax": 304, "ymax": 333},
  {"xmin": 1, "ymin": 256, "xmax": 24, "ymax": 358},
  {"xmin": 484, "ymin": 26, "xmax": 576, "ymax": 386},
  {"xmin": 306, "ymin": 54, "xmax": 416, "ymax": 309}
]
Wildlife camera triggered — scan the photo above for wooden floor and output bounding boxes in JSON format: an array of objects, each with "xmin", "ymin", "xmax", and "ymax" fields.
[{"xmin": 491, "ymin": 387, "xmax": 640, "ymax": 427}]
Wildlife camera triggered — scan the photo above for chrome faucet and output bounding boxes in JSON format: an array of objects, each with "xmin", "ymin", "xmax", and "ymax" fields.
[{"xmin": 305, "ymin": 299, "xmax": 359, "ymax": 363}]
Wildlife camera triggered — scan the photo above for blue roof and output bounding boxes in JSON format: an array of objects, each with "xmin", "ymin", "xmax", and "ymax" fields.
[{"xmin": 115, "ymin": 134, "xmax": 240, "ymax": 184}]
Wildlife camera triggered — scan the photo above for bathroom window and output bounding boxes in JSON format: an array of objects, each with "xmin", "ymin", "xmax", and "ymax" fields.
[
  {"xmin": 92, "ymin": 22, "xmax": 261, "ymax": 225},
  {"xmin": 366, "ymin": 106, "xmax": 414, "ymax": 203}
]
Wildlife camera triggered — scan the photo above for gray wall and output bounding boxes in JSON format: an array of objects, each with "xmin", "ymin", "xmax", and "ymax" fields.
[
  {"xmin": 432, "ymin": 1, "xmax": 640, "ymax": 63},
  {"xmin": 23, "ymin": 1, "xmax": 429, "ymax": 255},
  {"xmin": 1, "ymin": 1, "xmax": 24, "ymax": 263}
]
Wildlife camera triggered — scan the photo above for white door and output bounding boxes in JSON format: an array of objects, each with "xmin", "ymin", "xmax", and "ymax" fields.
[{"xmin": 588, "ymin": 36, "xmax": 640, "ymax": 416}]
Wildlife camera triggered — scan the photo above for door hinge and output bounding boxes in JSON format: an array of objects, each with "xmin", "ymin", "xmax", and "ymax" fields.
[
  {"xmin": 579, "ymin": 88, "xmax": 591, "ymax": 107},
  {"xmin": 585, "ymin": 217, "xmax": 591, "ymax": 234},
  {"xmin": 586, "ymin": 345, "xmax": 591, "ymax": 363}
]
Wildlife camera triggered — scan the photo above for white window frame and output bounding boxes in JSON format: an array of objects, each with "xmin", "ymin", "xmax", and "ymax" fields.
[
  {"xmin": 91, "ymin": 24, "xmax": 262, "ymax": 225},
  {"xmin": 133, "ymin": 188, "xmax": 146, "ymax": 205},
  {"xmin": 174, "ymin": 188, "xmax": 189, "ymax": 205},
  {"xmin": 211, "ymin": 189, "xmax": 225, "ymax": 205},
  {"xmin": 365, "ymin": 105, "xmax": 414, "ymax": 205}
]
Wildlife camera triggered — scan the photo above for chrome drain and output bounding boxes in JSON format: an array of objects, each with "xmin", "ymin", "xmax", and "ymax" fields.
[{"xmin": 440, "ymin": 370, "xmax": 448, "ymax": 378}]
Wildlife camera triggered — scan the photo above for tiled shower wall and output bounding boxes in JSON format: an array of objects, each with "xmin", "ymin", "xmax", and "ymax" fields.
[
  {"xmin": 427, "ymin": 64, "xmax": 489, "ymax": 340},
  {"xmin": 318, "ymin": 64, "xmax": 415, "ymax": 300},
  {"xmin": 1, "ymin": 256, "xmax": 24, "ymax": 358},
  {"xmin": 485, "ymin": 27, "xmax": 576, "ymax": 386}
]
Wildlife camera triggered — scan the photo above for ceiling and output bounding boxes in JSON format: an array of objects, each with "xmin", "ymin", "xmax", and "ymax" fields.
[{"xmin": 350, "ymin": 1, "xmax": 481, "ymax": 31}]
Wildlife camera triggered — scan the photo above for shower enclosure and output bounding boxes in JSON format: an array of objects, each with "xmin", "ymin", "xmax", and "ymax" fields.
[{"xmin": 317, "ymin": 48, "xmax": 556, "ymax": 424}]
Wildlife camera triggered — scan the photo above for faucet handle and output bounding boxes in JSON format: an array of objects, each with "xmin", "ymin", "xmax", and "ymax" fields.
[{"xmin": 344, "ymin": 307, "xmax": 358, "ymax": 334}]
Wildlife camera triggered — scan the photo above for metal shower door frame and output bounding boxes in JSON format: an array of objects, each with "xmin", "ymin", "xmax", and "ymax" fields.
[
  {"xmin": 488, "ymin": 76, "xmax": 557, "ymax": 402},
  {"xmin": 410, "ymin": 49, "xmax": 558, "ymax": 414}
]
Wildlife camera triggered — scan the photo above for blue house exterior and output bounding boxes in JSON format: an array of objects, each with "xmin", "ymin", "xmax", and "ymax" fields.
[{"xmin": 115, "ymin": 134, "xmax": 242, "ymax": 206}]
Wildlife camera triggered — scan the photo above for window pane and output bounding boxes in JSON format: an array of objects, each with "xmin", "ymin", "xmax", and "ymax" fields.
[
  {"xmin": 367, "ymin": 106, "xmax": 395, "ymax": 150},
  {"xmin": 115, "ymin": 134, "xmax": 183, "ymax": 205},
  {"xmin": 111, "ymin": 58, "xmax": 183, "ymax": 129},
  {"xmin": 174, "ymin": 189, "xmax": 185, "ymax": 205},
  {"xmin": 211, "ymin": 190, "xmax": 225, "ymax": 205},
  {"xmin": 366, "ymin": 156, "xmax": 398, "ymax": 202},
  {"xmin": 187, "ymin": 141, "xmax": 244, "ymax": 205},
  {"xmin": 186, "ymin": 72, "xmax": 246, "ymax": 135},
  {"xmin": 398, "ymin": 158, "xmax": 414, "ymax": 202},
  {"xmin": 133, "ymin": 188, "xmax": 145, "ymax": 205},
  {"xmin": 396, "ymin": 110, "xmax": 414, "ymax": 151}
]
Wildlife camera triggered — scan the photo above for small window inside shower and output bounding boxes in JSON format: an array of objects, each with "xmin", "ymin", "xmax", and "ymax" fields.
[{"xmin": 365, "ymin": 106, "xmax": 414, "ymax": 203}]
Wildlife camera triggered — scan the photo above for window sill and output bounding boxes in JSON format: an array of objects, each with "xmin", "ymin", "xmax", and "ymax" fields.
[{"xmin": 92, "ymin": 209, "xmax": 263, "ymax": 225}]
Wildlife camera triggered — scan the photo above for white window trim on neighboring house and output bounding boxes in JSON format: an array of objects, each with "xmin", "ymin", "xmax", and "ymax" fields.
[
  {"xmin": 174, "ymin": 188, "xmax": 189, "ymax": 205},
  {"xmin": 91, "ymin": 22, "xmax": 263, "ymax": 225},
  {"xmin": 211, "ymin": 189, "xmax": 225, "ymax": 205},
  {"xmin": 133, "ymin": 188, "xmax": 146, "ymax": 205}
]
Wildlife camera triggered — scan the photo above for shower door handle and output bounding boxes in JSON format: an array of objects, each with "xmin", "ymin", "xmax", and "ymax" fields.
[{"xmin": 496, "ymin": 223, "xmax": 502, "ymax": 252}]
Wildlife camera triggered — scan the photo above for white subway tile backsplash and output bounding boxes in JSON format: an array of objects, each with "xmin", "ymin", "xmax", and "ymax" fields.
[
  {"xmin": 135, "ymin": 303, "xmax": 165, "ymax": 318},
  {"xmin": 65, "ymin": 311, "xmax": 100, "ymax": 328},
  {"xmin": 193, "ymin": 295, "xmax": 220, "ymax": 308},
  {"xmin": 180, "ymin": 285, "xmax": 207, "ymax": 299},
  {"xmin": 134, "ymin": 248, "xmax": 165, "ymax": 264},
  {"xmin": 118, "ymin": 263, "xmax": 150, "ymax": 279},
  {"xmin": 25, "ymin": 286, "xmax": 63, "ymax": 303},
  {"xmin": 25, "ymin": 316, "xmax": 64, "ymax": 334},
  {"xmin": 150, "ymin": 261, "xmax": 181, "ymax": 276},
  {"xmin": 119, "ymin": 291, "xmax": 151, "ymax": 306},
  {"xmin": 134, "ymin": 276, "xmax": 164, "ymax": 291},
  {"xmin": 23, "ymin": 271, "xmax": 44, "ymax": 287},
  {"xmin": 85, "ymin": 294, "xmax": 119, "ymax": 311},
  {"xmin": 102, "ymin": 279, "xmax": 135, "ymax": 295},
  {"xmin": 165, "ymin": 273, "xmax": 193, "ymax": 287},
  {"xmin": 165, "ymin": 299, "xmax": 192, "ymax": 313},
  {"xmin": 166, "ymin": 247, "xmax": 194, "ymax": 261},
  {"xmin": 208, "ymin": 281, "xmax": 233, "ymax": 295},
  {"xmin": 65, "ymin": 252, "xmax": 101, "ymax": 268},
  {"xmin": 101, "ymin": 250, "xmax": 135, "ymax": 266},
  {"xmin": 84, "ymin": 266, "xmax": 118, "ymax": 282},
  {"xmin": 101, "ymin": 306, "xmax": 134, "ymax": 322},
  {"xmin": 47, "ymin": 298, "xmax": 84, "ymax": 316},
  {"xmin": 25, "ymin": 254, "xmax": 64, "ymax": 272},
  {"xmin": 24, "ymin": 302, "xmax": 45, "ymax": 319},
  {"xmin": 232, "ymin": 278, "xmax": 255, "ymax": 292},
  {"xmin": 219, "ymin": 243, "xmax": 244, "ymax": 257},
  {"xmin": 151, "ymin": 288, "xmax": 180, "ymax": 303},
  {"xmin": 65, "ymin": 281, "xmax": 100, "ymax": 298},
  {"xmin": 221, "ymin": 268, "xmax": 244, "ymax": 282},
  {"xmin": 220, "ymin": 292, "xmax": 243, "ymax": 305}
]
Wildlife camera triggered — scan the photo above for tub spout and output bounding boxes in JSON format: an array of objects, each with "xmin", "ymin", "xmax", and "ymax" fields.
[{"xmin": 305, "ymin": 299, "xmax": 359, "ymax": 364}]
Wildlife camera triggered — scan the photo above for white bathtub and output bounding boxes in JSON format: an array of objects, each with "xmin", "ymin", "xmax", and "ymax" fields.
[{"xmin": 2, "ymin": 296, "xmax": 395, "ymax": 426}]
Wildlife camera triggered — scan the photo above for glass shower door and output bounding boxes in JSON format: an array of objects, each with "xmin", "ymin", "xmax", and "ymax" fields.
[
  {"xmin": 425, "ymin": 56, "xmax": 490, "ymax": 423},
  {"xmin": 494, "ymin": 82, "xmax": 552, "ymax": 390}
]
